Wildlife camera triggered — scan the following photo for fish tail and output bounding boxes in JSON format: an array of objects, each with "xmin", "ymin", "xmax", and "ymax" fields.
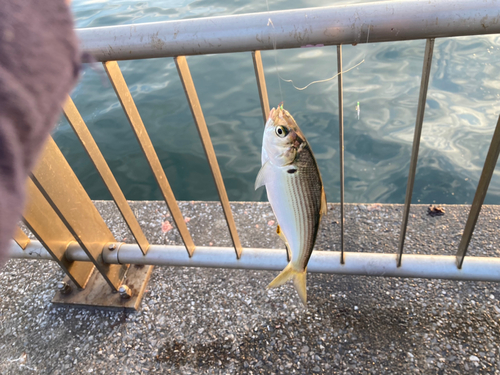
[
  {"xmin": 293, "ymin": 268, "xmax": 307, "ymax": 306},
  {"xmin": 267, "ymin": 264, "xmax": 308, "ymax": 306}
]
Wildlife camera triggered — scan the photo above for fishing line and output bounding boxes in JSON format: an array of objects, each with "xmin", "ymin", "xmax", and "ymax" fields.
[
  {"xmin": 354, "ymin": 24, "xmax": 372, "ymax": 119},
  {"xmin": 265, "ymin": 1, "xmax": 365, "ymax": 94},
  {"xmin": 279, "ymin": 59, "xmax": 365, "ymax": 91},
  {"xmin": 266, "ymin": 0, "xmax": 283, "ymax": 103}
]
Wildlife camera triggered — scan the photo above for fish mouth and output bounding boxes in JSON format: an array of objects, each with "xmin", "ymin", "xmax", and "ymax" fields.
[
  {"xmin": 268, "ymin": 102, "xmax": 286, "ymax": 121},
  {"xmin": 268, "ymin": 107, "xmax": 275, "ymax": 121},
  {"xmin": 268, "ymin": 104, "xmax": 284, "ymax": 124}
]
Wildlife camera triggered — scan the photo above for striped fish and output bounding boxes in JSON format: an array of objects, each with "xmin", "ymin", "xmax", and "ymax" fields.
[{"xmin": 255, "ymin": 105, "xmax": 326, "ymax": 305}]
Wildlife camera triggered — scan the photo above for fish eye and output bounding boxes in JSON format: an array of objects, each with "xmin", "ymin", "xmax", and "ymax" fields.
[{"xmin": 275, "ymin": 126, "xmax": 288, "ymax": 138}]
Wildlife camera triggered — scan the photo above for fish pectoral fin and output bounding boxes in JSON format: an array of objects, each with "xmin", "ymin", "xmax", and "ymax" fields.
[
  {"xmin": 267, "ymin": 263, "xmax": 308, "ymax": 306},
  {"xmin": 254, "ymin": 160, "xmax": 272, "ymax": 190},
  {"xmin": 320, "ymin": 186, "xmax": 327, "ymax": 217}
]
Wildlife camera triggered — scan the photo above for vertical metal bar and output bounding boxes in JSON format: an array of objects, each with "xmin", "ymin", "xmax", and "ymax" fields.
[
  {"xmin": 175, "ymin": 56, "xmax": 243, "ymax": 258},
  {"xmin": 397, "ymin": 38, "xmax": 435, "ymax": 266},
  {"xmin": 31, "ymin": 137, "xmax": 128, "ymax": 290},
  {"xmin": 103, "ymin": 60, "xmax": 196, "ymax": 257},
  {"xmin": 13, "ymin": 227, "xmax": 30, "ymax": 250},
  {"xmin": 337, "ymin": 45, "xmax": 345, "ymax": 265},
  {"xmin": 23, "ymin": 179, "xmax": 94, "ymax": 288},
  {"xmin": 63, "ymin": 97, "xmax": 150, "ymax": 255},
  {"xmin": 252, "ymin": 50, "xmax": 270, "ymax": 122},
  {"xmin": 456, "ymin": 115, "xmax": 500, "ymax": 268}
]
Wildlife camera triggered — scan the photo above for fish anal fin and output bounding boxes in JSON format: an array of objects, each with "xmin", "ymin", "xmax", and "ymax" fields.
[
  {"xmin": 255, "ymin": 161, "xmax": 272, "ymax": 190},
  {"xmin": 267, "ymin": 264, "xmax": 308, "ymax": 306},
  {"xmin": 276, "ymin": 224, "xmax": 292, "ymax": 262},
  {"xmin": 320, "ymin": 186, "xmax": 327, "ymax": 217},
  {"xmin": 276, "ymin": 224, "xmax": 287, "ymax": 244}
]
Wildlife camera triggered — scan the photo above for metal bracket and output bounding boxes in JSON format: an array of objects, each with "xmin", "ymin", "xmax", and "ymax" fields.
[{"xmin": 52, "ymin": 264, "xmax": 153, "ymax": 311}]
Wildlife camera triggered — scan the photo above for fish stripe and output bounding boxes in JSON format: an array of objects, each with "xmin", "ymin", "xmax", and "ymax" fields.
[
  {"xmin": 293, "ymin": 176, "xmax": 304, "ymax": 266},
  {"xmin": 301, "ymin": 174, "xmax": 310, "ymax": 267},
  {"xmin": 290, "ymin": 174, "xmax": 303, "ymax": 263},
  {"xmin": 288, "ymin": 146, "xmax": 322, "ymax": 269}
]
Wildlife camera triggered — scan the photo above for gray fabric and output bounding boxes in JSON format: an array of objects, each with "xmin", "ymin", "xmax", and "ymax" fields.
[{"xmin": 0, "ymin": 0, "xmax": 80, "ymax": 265}]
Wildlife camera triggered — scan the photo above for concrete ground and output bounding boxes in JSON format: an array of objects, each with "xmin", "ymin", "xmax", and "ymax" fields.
[{"xmin": 1, "ymin": 201, "xmax": 500, "ymax": 374}]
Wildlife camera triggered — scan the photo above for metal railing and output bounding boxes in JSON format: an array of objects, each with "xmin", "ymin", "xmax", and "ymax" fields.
[{"xmin": 8, "ymin": 0, "xmax": 500, "ymax": 303}]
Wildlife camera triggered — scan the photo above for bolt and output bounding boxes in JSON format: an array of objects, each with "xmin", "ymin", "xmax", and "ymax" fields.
[
  {"xmin": 108, "ymin": 243, "xmax": 117, "ymax": 251},
  {"xmin": 57, "ymin": 281, "xmax": 72, "ymax": 294},
  {"xmin": 118, "ymin": 285, "xmax": 132, "ymax": 299}
]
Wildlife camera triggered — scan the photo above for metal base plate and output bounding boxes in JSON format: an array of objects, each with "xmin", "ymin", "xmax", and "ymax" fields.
[{"xmin": 52, "ymin": 264, "xmax": 153, "ymax": 310}]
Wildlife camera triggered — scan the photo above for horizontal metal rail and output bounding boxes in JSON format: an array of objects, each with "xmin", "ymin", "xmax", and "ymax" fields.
[
  {"xmin": 9, "ymin": 240, "xmax": 500, "ymax": 282},
  {"xmin": 77, "ymin": 0, "xmax": 500, "ymax": 61}
]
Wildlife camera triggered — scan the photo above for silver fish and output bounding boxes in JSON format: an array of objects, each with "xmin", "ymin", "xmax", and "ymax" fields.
[{"xmin": 255, "ymin": 105, "xmax": 326, "ymax": 305}]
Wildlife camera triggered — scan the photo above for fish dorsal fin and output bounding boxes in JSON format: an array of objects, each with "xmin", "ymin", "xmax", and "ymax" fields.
[
  {"xmin": 320, "ymin": 186, "xmax": 327, "ymax": 217},
  {"xmin": 254, "ymin": 160, "xmax": 272, "ymax": 190}
]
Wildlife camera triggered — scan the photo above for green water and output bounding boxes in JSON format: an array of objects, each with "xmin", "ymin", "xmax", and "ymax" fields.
[{"xmin": 56, "ymin": 0, "xmax": 500, "ymax": 204}]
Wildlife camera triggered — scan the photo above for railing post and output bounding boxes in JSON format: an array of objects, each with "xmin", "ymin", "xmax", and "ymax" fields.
[
  {"xmin": 63, "ymin": 97, "xmax": 150, "ymax": 255},
  {"xmin": 252, "ymin": 51, "xmax": 271, "ymax": 123},
  {"xmin": 103, "ymin": 60, "xmax": 196, "ymax": 257},
  {"xmin": 337, "ymin": 45, "xmax": 345, "ymax": 265},
  {"xmin": 30, "ymin": 137, "xmax": 128, "ymax": 290},
  {"xmin": 456, "ymin": 115, "xmax": 500, "ymax": 268},
  {"xmin": 397, "ymin": 38, "xmax": 435, "ymax": 266},
  {"xmin": 23, "ymin": 179, "xmax": 95, "ymax": 288},
  {"xmin": 12, "ymin": 227, "xmax": 30, "ymax": 250},
  {"xmin": 175, "ymin": 56, "xmax": 243, "ymax": 258}
]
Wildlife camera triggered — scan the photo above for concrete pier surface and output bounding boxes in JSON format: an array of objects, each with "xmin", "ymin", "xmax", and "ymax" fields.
[{"xmin": 1, "ymin": 201, "xmax": 500, "ymax": 374}]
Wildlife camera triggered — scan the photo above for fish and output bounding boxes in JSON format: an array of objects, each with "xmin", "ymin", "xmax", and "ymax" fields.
[
  {"xmin": 255, "ymin": 104, "xmax": 327, "ymax": 306},
  {"xmin": 356, "ymin": 101, "xmax": 360, "ymax": 120}
]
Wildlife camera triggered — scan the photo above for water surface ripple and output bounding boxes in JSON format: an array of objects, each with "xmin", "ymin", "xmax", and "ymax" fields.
[{"xmin": 55, "ymin": 0, "xmax": 500, "ymax": 204}]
